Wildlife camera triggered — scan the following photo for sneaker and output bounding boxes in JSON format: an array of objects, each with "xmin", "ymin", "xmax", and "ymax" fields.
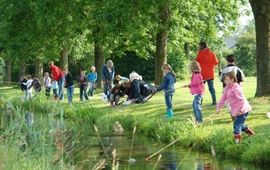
[
  {"xmin": 234, "ymin": 134, "xmax": 241, "ymax": 144},
  {"xmin": 166, "ymin": 109, "xmax": 174, "ymax": 119},
  {"xmin": 212, "ymin": 102, "xmax": 217, "ymax": 105},
  {"xmin": 245, "ymin": 128, "xmax": 255, "ymax": 136}
]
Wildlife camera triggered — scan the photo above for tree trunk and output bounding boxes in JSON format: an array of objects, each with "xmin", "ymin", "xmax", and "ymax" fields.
[
  {"xmin": 4, "ymin": 59, "xmax": 12, "ymax": 84},
  {"xmin": 18, "ymin": 61, "xmax": 26, "ymax": 82},
  {"xmin": 60, "ymin": 47, "xmax": 69, "ymax": 71},
  {"xmin": 250, "ymin": 0, "xmax": 270, "ymax": 97},
  {"xmin": 155, "ymin": 2, "xmax": 170, "ymax": 85},
  {"xmin": 94, "ymin": 28, "xmax": 105, "ymax": 88},
  {"xmin": 35, "ymin": 58, "xmax": 43, "ymax": 81}
]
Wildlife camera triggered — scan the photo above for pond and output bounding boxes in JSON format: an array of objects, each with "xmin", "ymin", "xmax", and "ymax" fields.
[{"xmin": 71, "ymin": 130, "xmax": 263, "ymax": 170}]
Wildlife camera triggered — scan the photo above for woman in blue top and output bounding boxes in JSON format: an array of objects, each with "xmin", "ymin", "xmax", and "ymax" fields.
[
  {"xmin": 87, "ymin": 66, "xmax": 97, "ymax": 96},
  {"xmin": 157, "ymin": 64, "xmax": 176, "ymax": 118}
]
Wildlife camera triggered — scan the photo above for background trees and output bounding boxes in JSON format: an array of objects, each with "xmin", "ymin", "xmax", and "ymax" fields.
[{"xmin": 0, "ymin": 0, "xmax": 268, "ymax": 97}]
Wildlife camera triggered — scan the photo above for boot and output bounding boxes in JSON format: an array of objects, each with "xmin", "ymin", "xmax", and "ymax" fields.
[
  {"xmin": 234, "ymin": 134, "xmax": 241, "ymax": 144},
  {"xmin": 166, "ymin": 109, "xmax": 174, "ymax": 119},
  {"xmin": 245, "ymin": 128, "xmax": 255, "ymax": 136}
]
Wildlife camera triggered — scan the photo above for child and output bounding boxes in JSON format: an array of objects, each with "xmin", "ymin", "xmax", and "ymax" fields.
[
  {"xmin": 157, "ymin": 64, "xmax": 176, "ymax": 118},
  {"xmin": 51, "ymin": 79, "xmax": 58, "ymax": 100},
  {"xmin": 216, "ymin": 72, "xmax": 255, "ymax": 144},
  {"xmin": 64, "ymin": 70, "xmax": 74, "ymax": 105},
  {"xmin": 220, "ymin": 54, "xmax": 245, "ymax": 87},
  {"xmin": 86, "ymin": 66, "xmax": 97, "ymax": 96},
  {"xmin": 110, "ymin": 82, "xmax": 129, "ymax": 106},
  {"xmin": 24, "ymin": 75, "xmax": 33, "ymax": 100},
  {"xmin": 78, "ymin": 70, "xmax": 89, "ymax": 102},
  {"xmin": 29, "ymin": 76, "xmax": 42, "ymax": 95},
  {"xmin": 43, "ymin": 72, "xmax": 51, "ymax": 98},
  {"xmin": 20, "ymin": 76, "xmax": 27, "ymax": 92},
  {"xmin": 183, "ymin": 61, "xmax": 205, "ymax": 124}
]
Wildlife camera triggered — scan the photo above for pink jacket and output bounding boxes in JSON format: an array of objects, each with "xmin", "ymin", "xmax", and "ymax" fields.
[
  {"xmin": 189, "ymin": 72, "xmax": 204, "ymax": 95},
  {"xmin": 217, "ymin": 83, "xmax": 252, "ymax": 117}
]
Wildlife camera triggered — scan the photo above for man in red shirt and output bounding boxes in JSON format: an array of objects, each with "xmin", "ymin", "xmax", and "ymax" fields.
[
  {"xmin": 196, "ymin": 42, "xmax": 219, "ymax": 105},
  {"xmin": 49, "ymin": 61, "xmax": 65, "ymax": 101}
]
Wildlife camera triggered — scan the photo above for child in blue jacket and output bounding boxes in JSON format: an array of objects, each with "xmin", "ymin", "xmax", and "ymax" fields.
[{"xmin": 157, "ymin": 64, "xmax": 176, "ymax": 118}]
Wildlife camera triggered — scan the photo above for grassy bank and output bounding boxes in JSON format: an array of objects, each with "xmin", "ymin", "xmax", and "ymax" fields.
[{"xmin": 1, "ymin": 77, "xmax": 270, "ymax": 167}]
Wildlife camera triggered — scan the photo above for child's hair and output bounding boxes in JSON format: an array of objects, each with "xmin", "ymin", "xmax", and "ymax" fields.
[
  {"xmin": 226, "ymin": 54, "xmax": 235, "ymax": 63},
  {"xmin": 44, "ymin": 72, "xmax": 49, "ymax": 76},
  {"xmin": 48, "ymin": 61, "xmax": 54, "ymax": 66},
  {"xmin": 224, "ymin": 71, "xmax": 237, "ymax": 82},
  {"xmin": 26, "ymin": 74, "xmax": 32, "ymax": 79},
  {"xmin": 189, "ymin": 60, "xmax": 201, "ymax": 73},
  {"xmin": 161, "ymin": 64, "xmax": 176, "ymax": 77},
  {"xmin": 91, "ymin": 66, "xmax": 96, "ymax": 71}
]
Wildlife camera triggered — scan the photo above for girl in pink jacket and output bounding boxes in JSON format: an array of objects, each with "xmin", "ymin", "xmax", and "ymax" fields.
[
  {"xmin": 183, "ymin": 61, "xmax": 205, "ymax": 123},
  {"xmin": 217, "ymin": 71, "xmax": 255, "ymax": 144}
]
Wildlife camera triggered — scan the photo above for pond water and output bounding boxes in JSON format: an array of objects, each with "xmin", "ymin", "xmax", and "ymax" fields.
[{"xmin": 72, "ymin": 131, "xmax": 263, "ymax": 170}]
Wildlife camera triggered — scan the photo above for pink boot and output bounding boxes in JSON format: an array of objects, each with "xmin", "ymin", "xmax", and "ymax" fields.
[
  {"xmin": 245, "ymin": 128, "xmax": 255, "ymax": 136},
  {"xmin": 234, "ymin": 134, "xmax": 241, "ymax": 144}
]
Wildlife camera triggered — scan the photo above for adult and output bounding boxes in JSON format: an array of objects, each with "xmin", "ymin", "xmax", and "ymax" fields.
[
  {"xmin": 196, "ymin": 42, "xmax": 219, "ymax": 105},
  {"xmin": 102, "ymin": 60, "xmax": 115, "ymax": 99},
  {"xmin": 49, "ymin": 61, "xmax": 65, "ymax": 101},
  {"xmin": 220, "ymin": 54, "xmax": 245, "ymax": 87}
]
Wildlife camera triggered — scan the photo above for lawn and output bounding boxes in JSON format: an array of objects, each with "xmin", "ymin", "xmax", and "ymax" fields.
[{"xmin": 1, "ymin": 77, "xmax": 270, "ymax": 167}]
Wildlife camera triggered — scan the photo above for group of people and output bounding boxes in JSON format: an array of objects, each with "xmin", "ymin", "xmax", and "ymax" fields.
[
  {"xmin": 160, "ymin": 42, "xmax": 254, "ymax": 144},
  {"xmin": 20, "ymin": 42, "xmax": 255, "ymax": 144}
]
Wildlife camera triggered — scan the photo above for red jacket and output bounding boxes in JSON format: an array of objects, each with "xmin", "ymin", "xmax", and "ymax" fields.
[
  {"xmin": 196, "ymin": 48, "xmax": 219, "ymax": 80},
  {"xmin": 50, "ymin": 65, "xmax": 64, "ymax": 81}
]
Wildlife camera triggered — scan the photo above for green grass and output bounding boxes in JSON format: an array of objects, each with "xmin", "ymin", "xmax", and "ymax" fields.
[{"xmin": 1, "ymin": 77, "xmax": 270, "ymax": 167}]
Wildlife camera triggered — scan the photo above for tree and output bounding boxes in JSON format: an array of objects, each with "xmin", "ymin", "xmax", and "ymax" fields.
[
  {"xmin": 250, "ymin": 0, "xmax": 270, "ymax": 97},
  {"xmin": 234, "ymin": 22, "xmax": 256, "ymax": 76}
]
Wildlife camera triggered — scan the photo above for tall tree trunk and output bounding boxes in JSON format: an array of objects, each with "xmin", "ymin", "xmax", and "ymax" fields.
[
  {"xmin": 60, "ymin": 47, "xmax": 69, "ymax": 71},
  {"xmin": 18, "ymin": 61, "xmax": 26, "ymax": 82},
  {"xmin": 250, "ymin": 0, "xmax": 270, "ymax": 97},
  {"xmin": 94, "ymin": 28, "xmax": 105, "ymax": 88},
  {"xmin": 35, "ymin": 58, "xmax": 43, "ymax": 81},
  {"xmin": 4, "ymin": 59, "xmax": 12, "ymax": 84},
  {"xmin": 155, "ymin": 2, "xmax": 170, "ymax": 85}
]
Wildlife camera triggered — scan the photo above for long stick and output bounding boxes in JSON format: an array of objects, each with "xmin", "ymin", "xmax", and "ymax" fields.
[
  {"xmin": 129, "ymin": 126, "xmax": 136, "ymax": 159},
  {"xmin": 145, "ymin": 138, "xmax": 180, "ymax": 161},
  {"xmin": 93, "ymin": 125, "xmax": 110, "ymax": 164}
]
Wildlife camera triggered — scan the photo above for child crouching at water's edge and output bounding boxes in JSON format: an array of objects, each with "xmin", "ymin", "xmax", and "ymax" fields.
[
  {"xmin": 183, "ymin": 61, "xmax": 204, "ymax": 124},
  {"xmin": 157, "ymin": 64, "xmax": 176, "ymax": 119},
  {"xmin": 216, "ymin": 71, "xmax": 255, "ymax": 144}
]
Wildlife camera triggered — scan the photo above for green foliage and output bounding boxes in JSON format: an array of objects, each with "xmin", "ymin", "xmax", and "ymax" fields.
[{"xmin": 234, "ymin": 22, "xmax": 256, "ymax": 76}]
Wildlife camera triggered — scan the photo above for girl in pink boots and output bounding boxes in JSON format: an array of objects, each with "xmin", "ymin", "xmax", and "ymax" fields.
[{"xmin": 216, "ymin": 71, "xmax": 255, "ymax": 144}]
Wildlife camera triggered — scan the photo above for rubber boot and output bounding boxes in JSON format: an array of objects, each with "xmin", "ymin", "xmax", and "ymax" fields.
[
  {"xmin": 245, "ymin": 128, "xmax": 255, "ymax": 136},
  {"xmin": 234, "ymin": 134, "xmax": 241, "ymax": 144},
  {"xmin": 166, "ymin": 109, "xmax": 174, "ymax": 119}
]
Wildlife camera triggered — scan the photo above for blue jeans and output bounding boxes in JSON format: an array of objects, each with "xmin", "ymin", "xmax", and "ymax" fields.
[
  {"xmin": 58, "ymin": 76, "xmax": 65, "ymax": 100},
  {"xmin": 193, "ymin": 94, "xmax": 203, "ymax": 122},
  {"xmin": 233, "ymin": 112, "xmax": 249, "ymax": 134},
  {"xmin": 80, "ymin": 84, "xmax": 89, "ymax": 101},
  {"xmin": 165, "ymin": 92, "xmax": 173, "ymax": 111},
  {"xmin": 88, "ymin": 82, "xmax": 95, "ymax": 96},
  {"xmin": 66, "ymin": 85, "xmax": 74, "ymax": 104},
  {"xmin": 103, "ymin": 79, "xmax": 112, "ymax": 99},
  {"xmin": 204, "ymin": 79, "xmax": 216, "ymax": 104}
]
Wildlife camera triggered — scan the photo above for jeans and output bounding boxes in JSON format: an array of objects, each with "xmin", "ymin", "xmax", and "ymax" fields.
[
  {"xmin": 233, "ymin": 112, "xmax": 249, "ymax": 134},
  {"xmin": 193, "ymin": 94, "xmax": 203, "ymax": 123},
  {"xmin": 58, "ymin": 76, "xmax": 65, "ymax": 100},
  {"xmin": 88, "ymin": 82, "xmax": 95, "ymax": 96},
  {"xmin": 103, "ymin": 79, "xmax": 112, "ymax": 99},
  {"xmin": 45, "ymin": 87, "xmax": 51, "ymax": 98},
  {"xmin": 80, "ymin": 84, "xmax": 89, "ymax": 101},
  {"xmin": 66, "ymin": 85, "xmax": 74, "ymax": 104},
  {"xmin": 204, "ymin": 79, "xmax": 216, "ymax": 104},
  {"xmin": 165, "ymin": 92, "xmax": 174, "ymax": 111}
]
